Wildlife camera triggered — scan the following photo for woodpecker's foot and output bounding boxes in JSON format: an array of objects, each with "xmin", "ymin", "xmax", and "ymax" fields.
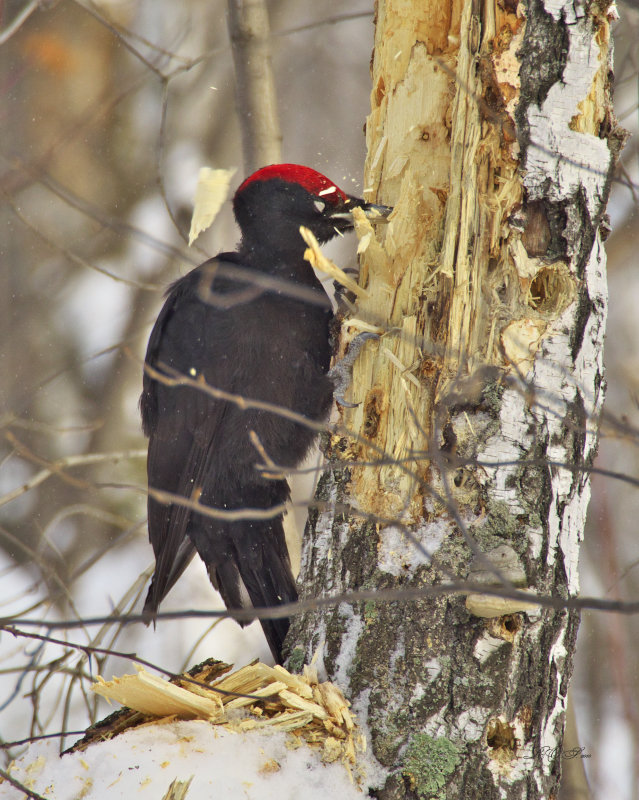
[{"xmin": 329, "ymin": 332, "xmax": 379, "ymax": 407}]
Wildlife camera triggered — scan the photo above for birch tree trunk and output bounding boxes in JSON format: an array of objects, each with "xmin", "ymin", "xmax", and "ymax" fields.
[{"xmin": 287, "ymin": 0, "xmax": 622, "ymax": 797}]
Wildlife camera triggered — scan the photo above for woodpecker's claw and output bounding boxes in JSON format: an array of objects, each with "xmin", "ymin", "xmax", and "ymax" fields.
[{"xmin": 329, "ymin": 332, "xmax": 379, "ymax": 407}]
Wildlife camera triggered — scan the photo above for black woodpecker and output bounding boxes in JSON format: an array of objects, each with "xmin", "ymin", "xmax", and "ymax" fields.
[{"xmin": 140, "ymin": 164, "xmax": 390, "ymax": 661}]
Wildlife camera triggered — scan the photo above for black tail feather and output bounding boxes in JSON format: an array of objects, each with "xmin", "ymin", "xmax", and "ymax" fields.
[
  {"xmin": 142, "ymin": 535, "xmax": 197, "ymax": 625},
  {"xmin": 204, "ymin": 517, "xmax": 298, "ymax": 663}
]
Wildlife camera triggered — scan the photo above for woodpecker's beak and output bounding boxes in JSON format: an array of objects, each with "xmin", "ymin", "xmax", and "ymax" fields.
[
  {"xmin": 358, "ymin": 201, "xmax": 393, "ymax": 222},
  {"xmin": 329, "ymin": 197, "xmax": 393, "ymax": 224}
]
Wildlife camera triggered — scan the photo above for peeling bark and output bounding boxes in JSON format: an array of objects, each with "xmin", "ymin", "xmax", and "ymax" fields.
[{"xmin": 287, "ymin": 0, "xmax": 620, "ymax": 798}]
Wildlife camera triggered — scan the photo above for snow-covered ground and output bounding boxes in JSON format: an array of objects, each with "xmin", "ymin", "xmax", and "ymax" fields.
[{"xmin": 1, "ymin": 720, "xmax": 381, "ymax": 799}]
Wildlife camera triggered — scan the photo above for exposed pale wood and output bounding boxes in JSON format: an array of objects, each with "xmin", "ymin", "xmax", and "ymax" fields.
[
  {"xmin": 92, "ymin": 667, "xmax": 223, "ymax": 720},
  {"xmin": 340, "ymin": 0, "xmax": 532, "ymax": 521}
]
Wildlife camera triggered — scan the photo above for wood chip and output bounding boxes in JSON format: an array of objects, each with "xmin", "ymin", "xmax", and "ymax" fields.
[
  {"xmin": 272, "ymin": 665, "xmax": 314, "ymax": 699},
  {"xmin": 188, "ymin": 167, "xmax": 237, "ymax": 246},
  {"xmin": 223, "ymin": 681, "xmax": 288, "ymax": 710},
  {"xmin": 262, "ymin": 711, "xmax": 314, "ymax": 731},
  {"xmin": 300, "ymin": 226, "xmax": 368, "ymax": 298},
  {"xmin": 278, "ymin": 689, "xmax": 328, "ymax": 719},
  {"xmin": 258, "ymin": 759, "xmax": 281, "ymax": 775},
  {"xmin": 160, "ymin": 776, "xmax": 193, "ymax": 800},
  {"xmin": 317, "ymin": 682, "xmax": 354, "ymax": 730},
  {"xmin": 322, "ymin": 736, "xmax": 343, "ymax": 763},
  {"xmin": 92, "ymin": 668, "xmax": 223, "ymax": 720},
  {"xmin": 87, "ymin": 656, "xmax": 366, "ymax": 783}
]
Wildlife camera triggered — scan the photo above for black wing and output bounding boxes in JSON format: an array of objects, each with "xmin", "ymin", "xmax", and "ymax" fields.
[{"xmin": 140, "ymin": 259, "xmax": 237, "ymax": 617}]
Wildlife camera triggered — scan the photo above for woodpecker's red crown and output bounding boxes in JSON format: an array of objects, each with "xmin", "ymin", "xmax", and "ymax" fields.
[{"xmin": 235, "ymin": 164, "xmax": 348, "ymax": 205}]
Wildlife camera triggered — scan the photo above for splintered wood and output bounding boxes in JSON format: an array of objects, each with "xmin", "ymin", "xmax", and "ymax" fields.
[
  {"xmin": 93, "ymin": 666, "xmax": 223, "ymax": 718},
  {"xmin": 339, "ymin": 0, "xmax": 534, "ymax": 520},
  {"xmin": 188, "ymin": 167, "xmax": 237, "ymax": 246},
  {"xmin": 300, "ymin": 225, "xmax": 368, "ymax": 298},
  {"xmin": 83, "ymin": 658, "xmax": 363, "ymax": 777}
]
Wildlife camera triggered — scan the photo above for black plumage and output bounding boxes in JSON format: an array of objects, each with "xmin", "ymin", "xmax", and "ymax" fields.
[{"xmin": 140, "ymin": 164, "xmax": 389, "ymax": 661}]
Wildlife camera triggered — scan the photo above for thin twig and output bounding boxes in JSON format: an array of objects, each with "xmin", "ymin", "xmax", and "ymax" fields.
[{"xmin": 0, "ymin": 0, "xmax": 39, "ymax": 45}]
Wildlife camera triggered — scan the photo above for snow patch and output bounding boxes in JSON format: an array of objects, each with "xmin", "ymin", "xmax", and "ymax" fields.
[
  {"xmin": 3, "ymin": 721, "xmax": 373, "ymax": 799},
  {"xmin": 350, "ymin": 689, "xmax": 389, "ymax": 790},
  {"xmin": 332, "ymin": 603, "xmax": 365, "ymax": 691},
  {"xmin": 377, "ymin": 520, "xmax": 447, "ymax": 576}
]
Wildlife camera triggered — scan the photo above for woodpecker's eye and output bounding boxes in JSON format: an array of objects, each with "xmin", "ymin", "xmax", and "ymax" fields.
[{"xmin": 314, "ymin": 200, "xmax": 326, "ymax": 213}]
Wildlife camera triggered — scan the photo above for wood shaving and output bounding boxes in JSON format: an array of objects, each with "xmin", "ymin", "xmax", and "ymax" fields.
[
  {"xmin": 299, "ymin": 226, "xmax": 368, "ymax": 298},
  {"xmin": 188, "ymin": 167, "xmax": 237, "ymax": 246},
  {"xmin": 71, "ymin": 657, "xmax": 364, "ymax": 784}
]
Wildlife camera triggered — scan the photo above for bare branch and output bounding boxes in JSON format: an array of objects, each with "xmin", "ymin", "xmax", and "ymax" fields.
[
  {"xmin": 0, "ymin": 447, "xmax": 146, "ymax": 511},
  {"xmin": 0, "ymin": 0, "xmax": 39, "ymax": 46},
  {"xmin": 0, "ymin": 766, "xmax": 50, "ymax": 800}
]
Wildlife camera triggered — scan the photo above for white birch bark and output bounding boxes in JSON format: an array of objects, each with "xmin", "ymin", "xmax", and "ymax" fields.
[{"xmin": 288, "ymin": 1, "xmax": 622, "ymax": 798}]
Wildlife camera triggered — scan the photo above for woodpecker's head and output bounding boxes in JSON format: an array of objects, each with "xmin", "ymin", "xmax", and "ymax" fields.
[{"xmin": 233, "ymin": 164, "xmax": 392, "ymax": 250}]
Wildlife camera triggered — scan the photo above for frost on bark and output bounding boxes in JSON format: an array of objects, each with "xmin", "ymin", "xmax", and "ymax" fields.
[{"xmin": 287, "ymin": 0, "xmax": 621, "ymax": 798}]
